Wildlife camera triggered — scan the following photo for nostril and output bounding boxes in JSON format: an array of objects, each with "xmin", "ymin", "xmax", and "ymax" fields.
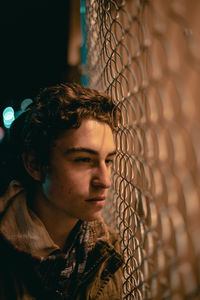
[{"xmin": 91, "ymin": 176, "xmax": 111, "ymax": 189}]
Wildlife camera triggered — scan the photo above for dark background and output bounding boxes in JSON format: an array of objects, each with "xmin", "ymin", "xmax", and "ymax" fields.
[
  {"xmin": 0, "ymin": 0, "xmax": 81, "ymax": 112},
  {"xmin": 0, "ymin": 0, "xmax": 81, "ymax": 193}
]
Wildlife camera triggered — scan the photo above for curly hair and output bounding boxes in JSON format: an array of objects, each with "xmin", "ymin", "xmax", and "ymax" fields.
[{"xmin": 8, "ymin": 83, "xmax": 119, "ymax": 188}]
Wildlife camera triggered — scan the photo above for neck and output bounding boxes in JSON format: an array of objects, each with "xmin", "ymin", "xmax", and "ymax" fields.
[{"xmin": 28, "ymin": 188, "xmax": 79, "ymax": 250}]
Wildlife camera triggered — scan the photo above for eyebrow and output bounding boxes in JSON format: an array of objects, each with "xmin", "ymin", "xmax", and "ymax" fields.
[{"xmin": 65, "ymin": 147, "xmax": 116, "ymax": 157}]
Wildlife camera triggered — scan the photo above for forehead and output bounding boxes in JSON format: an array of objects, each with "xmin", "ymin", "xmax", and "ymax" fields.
[{"xmin": 55, "ymin": 119, "xmax": 115, "ymax": 155}]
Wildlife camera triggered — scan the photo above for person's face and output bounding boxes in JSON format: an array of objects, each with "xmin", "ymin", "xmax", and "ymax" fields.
[{"xmin": 39, "ymin": 119, "xmax": 116, "ymax": 223}]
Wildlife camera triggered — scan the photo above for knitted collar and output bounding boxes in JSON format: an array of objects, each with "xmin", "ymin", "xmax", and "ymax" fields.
[{"xmin": 36, "ymin": 221, "xmax": 90, "ymax": 299}]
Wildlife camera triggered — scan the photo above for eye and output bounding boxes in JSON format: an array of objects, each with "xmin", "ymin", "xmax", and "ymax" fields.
[
  {"xmin": 105, "ymin": 159, "xmax": 114, "ymax": 166},
  {"xmin": 75, "ymin": 157, "xmax": 92, "ymax": 163}
]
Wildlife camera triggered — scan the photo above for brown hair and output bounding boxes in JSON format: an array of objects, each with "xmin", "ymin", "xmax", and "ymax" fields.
[{"xmin": 9, "ymin": 83, "xmax": 119, "ymax": 188}]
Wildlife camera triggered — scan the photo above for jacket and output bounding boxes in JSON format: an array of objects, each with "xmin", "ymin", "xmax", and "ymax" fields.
[{"xmin": 0, "ymin": 181, "xmax": 124, "ymax": 299}]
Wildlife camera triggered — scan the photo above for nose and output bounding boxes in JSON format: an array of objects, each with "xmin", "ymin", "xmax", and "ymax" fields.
[{"xmin": 91, "ymin": 162, "xmax": 112, "ymax": 189}]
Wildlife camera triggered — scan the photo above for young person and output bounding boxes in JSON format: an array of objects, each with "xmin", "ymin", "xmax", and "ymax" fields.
[{"xmin": 0, "ymin": 83, "xmax": 123, "ymax": 299}]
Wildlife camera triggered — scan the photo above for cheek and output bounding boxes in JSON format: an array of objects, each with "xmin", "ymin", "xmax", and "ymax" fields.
[
  {"xmin": 42, "ymin": 179, "xmax": 70, "ymax": 202},
  {"xmin": 64, "ymin": 168, "xmax": 92, "ymax": 185},
  {"xmin": 64, "ymin": 172, "xmax": 92, "ymax": 197},
  {"xmin": 43, "ymin": 167, "xmax": 92, "ymax": 196}
]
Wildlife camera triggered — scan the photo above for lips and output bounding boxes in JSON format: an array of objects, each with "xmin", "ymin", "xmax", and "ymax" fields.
[{"xmin": 86, "ymin": 197, "xmax": 106, "ymax": 202}]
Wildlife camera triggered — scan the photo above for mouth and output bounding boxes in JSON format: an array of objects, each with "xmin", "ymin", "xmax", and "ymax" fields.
[{"xmin": 86, "ymin": 197, "xmax": 106, "ymax": 202}]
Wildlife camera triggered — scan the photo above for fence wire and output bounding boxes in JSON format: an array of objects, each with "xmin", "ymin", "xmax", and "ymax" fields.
[{"xmin": 84, "ymin": 0, "xmax": 200, "ymax": 299}]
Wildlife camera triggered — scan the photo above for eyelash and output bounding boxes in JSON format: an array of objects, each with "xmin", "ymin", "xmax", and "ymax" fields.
[
  {"xmin": 105, "ymin": 159, "xmax": 114, "ymax": 166},
  {"xmin": 75, "ymin": 157, "xmax": 92, "ymax": 163},
  {"xmin": 74, "ymin": 157, "xmax": 114, "ymax": 166}
]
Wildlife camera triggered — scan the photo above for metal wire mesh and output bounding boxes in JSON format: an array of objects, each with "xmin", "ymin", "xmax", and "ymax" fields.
[{"xmin": 84, "ymin": 0, "xmax": 200, "ymax": 299}]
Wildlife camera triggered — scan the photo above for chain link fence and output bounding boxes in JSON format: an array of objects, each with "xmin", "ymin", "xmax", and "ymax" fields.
[{"xmin": 83, "ymin": 0, "xmax": 200, "ymax": 299}]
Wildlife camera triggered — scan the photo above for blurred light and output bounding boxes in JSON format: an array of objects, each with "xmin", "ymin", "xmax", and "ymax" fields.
[
  {"xmin": 0, "ymin": 127, "xmax": 5, "ymax": 142},
  {"xmin": 21, "ymin": 98, "xmax": 33, "ymax": 111},
  {"xmin": 3, "ymin": 106, "xmax": 15, "ymax": 128}
]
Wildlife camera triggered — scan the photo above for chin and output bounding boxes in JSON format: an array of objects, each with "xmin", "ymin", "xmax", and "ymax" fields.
[{"xmin": 81, "ymin": 213, "xmax": 102, "ymax": 222}]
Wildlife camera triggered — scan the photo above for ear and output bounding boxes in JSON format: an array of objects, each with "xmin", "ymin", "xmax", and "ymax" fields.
[{"xmin": 21, "ymin": 152, "xmax": 42, "ymax": 181}]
